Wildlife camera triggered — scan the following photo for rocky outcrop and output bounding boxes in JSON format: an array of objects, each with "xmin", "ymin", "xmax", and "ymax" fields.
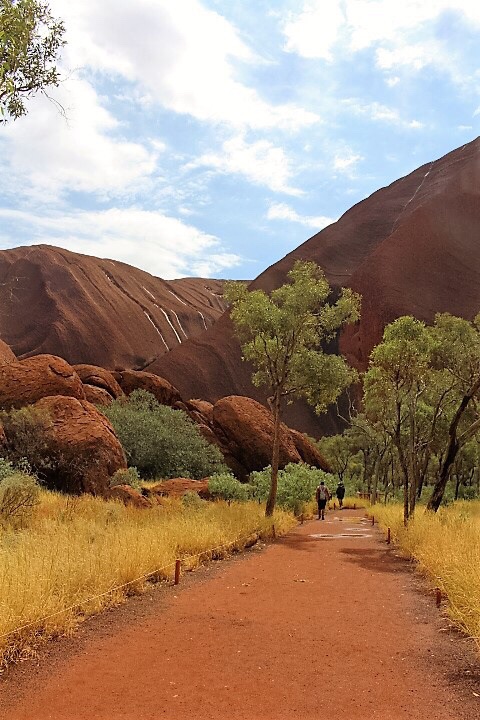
[
  {"xmin": 289, "ymin": 429, "xmax": 330, "ymax": 471},
  {"xmin": 0, "ymin": 339, "xmax": 15, "ymax": 366},
  {"xmin": 145, "ymin": 478, "xmax": 210, "ymax": 499},
  {"xmin": 114, "ymin": 369, "xmax": 182, "ymax": 407},
  {"xmin": 212, "ymin": 396, "xmax": 301, "ymax": 479},
  {"xmin": 107, "ymin": 484, "xmax": 151, "ymax": 508},
  {"xmin": 83, "ymin": 385, "xmax": 115, "ymax": 406},
  {"xmin": 0, "ymin": 355, "xmax": 85, "ymax": 410},
  {"xmin": 74, "ymin": 364, "xmax": 124, "ymax": 399},
  {"xmin": 27, "ymin": 396, "xmax": 126, "ymax": 494},
  {"xmin": 0, "ymin": 244, "xmax": 226, "ymax": 368}
]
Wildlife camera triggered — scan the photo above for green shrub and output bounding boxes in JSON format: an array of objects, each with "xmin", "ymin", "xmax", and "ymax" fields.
[
  {"xmin": 109, "ymin": 467, "xmax": 142, "ymax": 491},
  {"xmin": 250, "ymin": 464, "xmax": 335, "ymax": 515},
  {"xmin": 0, "ymin": 471, "xmax": 40, "ymax": 529},
  {"xmin": 181, "ymin": 491, "xmax": 206, "ymax": 509},
  {"xmin": 0, "ymin": 406, "xmax": 54, "ymax": 478},
  {"xmin": 0, "ymin": 457, "xmax": 16, "ymax": 482},
  {"xmin": 208, "ymin": 473, "xmax": 250, "ymax": 502},
  {"xmin": 101, "ymin": 390, "xmax": 228, "ymax": 480}
]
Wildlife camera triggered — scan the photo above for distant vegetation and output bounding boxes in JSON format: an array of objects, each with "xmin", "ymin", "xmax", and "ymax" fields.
[{"xmin": 101, "ymin": 390, "xmax": 228, "ymax": 480}]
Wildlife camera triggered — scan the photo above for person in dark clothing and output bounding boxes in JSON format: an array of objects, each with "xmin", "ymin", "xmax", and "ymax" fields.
[
  {"xmin": 336, "ymin": 482, "xmax": 346, "ymax": 508},
  {"xmin": 316, "ymin": 480, "xmax": 331, "ymax": 520}
]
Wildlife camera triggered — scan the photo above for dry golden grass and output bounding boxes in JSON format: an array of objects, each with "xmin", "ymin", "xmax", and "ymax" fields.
[
  {"xmin": 0, "ymin": 490, "xmax": 295, "ymax": 671},
  {"xmin": 370, "ymin": 501, "xmax": 480, "ymax": 650}
]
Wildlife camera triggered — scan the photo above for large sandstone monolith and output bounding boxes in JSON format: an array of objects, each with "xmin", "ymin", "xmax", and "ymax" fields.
[
  {"xmin": 19, "ymin": 396, "xmax": 126, "ymax": 495},
  {"xmin": 0, "ymin": 355, "xmax": 85, "ymax": 410},
  {"xmin": 212, "ymin": 396, "xmax": 301, "ymax": 479}
]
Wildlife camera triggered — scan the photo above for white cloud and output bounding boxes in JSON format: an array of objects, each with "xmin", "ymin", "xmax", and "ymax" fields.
[
  {"xmin": 0, "ymin": 208, "xmax": 241, "ymax": 279},
  {"xmin": 343, "ymin": 100, "xmax": 424, "ymax": 129},
  {"xmin": 52, "ymin": 0, "xmax": 318, "ymax": 131},
  {"xmin": 333, "ymin": 150, "xmax": 364, "ymax": 172},
  {"xmin": 188, "ymin": 135, "xmax": 303, "ymax": 196},
  {"xmin": 283, "ymin": 1, "xmax": 480, "ymax": 82},
  {"xmin": 0, "ymin": 77, "xmax": 158, "ymax": 202},
  {"xmin": 267, "ymin": 202, "xmax": 335, "ymax": 230}
]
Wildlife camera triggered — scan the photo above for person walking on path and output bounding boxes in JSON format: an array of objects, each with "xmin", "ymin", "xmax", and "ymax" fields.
[
  {"xmin": 336, "ymin": 482, "xmax": 345, "ymax": 508},
  {"xmin": 316, "ymin": 480, "xmax": 331, "ymax": 520}
]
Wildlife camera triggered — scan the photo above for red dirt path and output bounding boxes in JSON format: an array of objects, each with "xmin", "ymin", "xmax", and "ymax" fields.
[{"xmin": 1, "ymin": 511, "xmax": 479, "ymax": 719}]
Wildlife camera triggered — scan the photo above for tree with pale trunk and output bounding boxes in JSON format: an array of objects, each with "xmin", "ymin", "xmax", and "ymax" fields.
[{"xmin": 225, "ymin": 260, "xmax": 361, "ymax": 517}]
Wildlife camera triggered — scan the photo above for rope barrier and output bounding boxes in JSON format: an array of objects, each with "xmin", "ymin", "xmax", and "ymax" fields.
[{"xmin": 0, "ymin": 526, "xmax": 267, "ymax": 644}]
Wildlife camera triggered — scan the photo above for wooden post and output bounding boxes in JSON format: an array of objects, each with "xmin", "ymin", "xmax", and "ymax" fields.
[
  {"xmin": 300, "ymin": 513, "xmax": 304, "ymax": 524},
  {"xmin": 174, "ymin": 559, "xmax": 181, "ymax": 585},
  {"xmin": 353, "ymin": 503, "xmax": 356, "ymax": 510},
  {"xmin": 435, "ymin": 588, "xmax": 442, "ymax": 608},
  {"xmin": 272, "ymin": 524, "xmax": 276, "ymax": 539},
  {"xmin": 387, "ymin": 527, "xmax": 391, "ymax": 544},
  {"xmin": 334, "ymin": 502, "xmax": 336, "ymax": 510},
  {"xmin": 371, "ymin": 515, "xmax": 375, "ymax": 526}
]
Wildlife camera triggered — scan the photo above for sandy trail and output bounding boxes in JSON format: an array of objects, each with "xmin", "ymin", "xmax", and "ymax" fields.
[{"xmin": 1, "ymin": 510, "xmax": 478, "ymax": 719}]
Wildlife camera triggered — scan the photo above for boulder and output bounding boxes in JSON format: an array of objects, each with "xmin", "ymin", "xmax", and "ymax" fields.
[
  {"xmin": 107, "ymin": 484, "xmax": 151, "ymax": 509},
  {"xmin": 0, "ymin": 339, "xmax": 15, "ymax": 366},
  {"xmin": 187, "ymin": 399, "xmax": 214, "ymax": 424},
  {"xmin": 83, "ymin": 385, "xmax": 115, "ymax": 406},
  {"xmin": 289, "ymin": 429, "xmax": 331, "ymax": 472},
  {"xmin": 146, "ymin": 478, "xmax": 210, "ymax": 499},
  {"xmin": 23, "ymin": 396, "xmax": 126, "ymax": 494},
  {"xmin": 212, "ymin": 396, "xmax": 301, "ymax": 479},
  {"xmin": 73, "ymin": 364, "xmax": 124, "ymax": 399},
  {"xmin": 0, "ymin": 355, "xmax": 85, "ymax": 410},
  {"xmin": 114, "ymin": 370, "xmax": 182, "ymax": 407}
]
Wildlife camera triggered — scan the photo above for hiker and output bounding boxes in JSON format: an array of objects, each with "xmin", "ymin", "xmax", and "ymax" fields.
[
  {"xmin": 316, "ymin": 480, "xmax": 331, "ymax": 520},
  {"xmin": 336, "ymin": 482, "xmax": 345, "ymax": 508}
]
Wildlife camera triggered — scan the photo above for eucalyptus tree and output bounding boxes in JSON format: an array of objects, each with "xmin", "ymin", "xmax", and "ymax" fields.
[{"xmin": 225, "ymin": 260, "xmax": 361, "ymax": 516}]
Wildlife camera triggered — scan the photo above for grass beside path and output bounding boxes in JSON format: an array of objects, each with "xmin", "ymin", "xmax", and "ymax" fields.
[
  {"xmin": 0, "ymin": 491, "xmax": 295, "ymax": 672},
  {"xmin": 371, "ymin": 501, "xmax": 480, "ymax": 651}
]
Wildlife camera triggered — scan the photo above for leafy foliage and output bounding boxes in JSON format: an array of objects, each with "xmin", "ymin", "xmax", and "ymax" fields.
[
  {"xmin": 250, "ymin": 464, "xmax": 334, "ymax": 515},
  {"xmin": 0, "ymin": 0, "xmax": 65, "ymax": 122},
  {"xmin": 208, "ymin": 473, "xmax": 250, "ymax": 502},
  {"xmin": 101, "ymin": 390, "xmax": 228, "ymax": 480},
  {"xmin": 109, "ymin": 467, "xmax": 141, "ymax": 491}
]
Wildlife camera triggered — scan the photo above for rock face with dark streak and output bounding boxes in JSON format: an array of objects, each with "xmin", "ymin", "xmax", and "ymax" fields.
[
  {"xmin": 0, "ymin": 354, "xmax": 85, "ymax": 410},
  {"xmin": 0, "ymin": 244, "xmax": 226, "ymax": 370},
  {"xmin": 150, "ymin": 137, "xmax": 480, "ymax": 434}
]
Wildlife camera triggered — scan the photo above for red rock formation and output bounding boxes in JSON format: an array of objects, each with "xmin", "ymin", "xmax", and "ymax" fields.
[
  {"xmin": 0, "ymin": 354, "xmax": 85, "ymax": 410},
  {"xmin": 83, "ymin": 385, "xmax": 115, "ymax": 406},
  {"xmin": 0, "ymin": 245, "xmax": 226, "ymax": 369},
  {"xmin": 0, "ymin": 339, "xmax": 15, "ymax": 366},
  {"xmin": 150, "ymin": 137, "xmax": 480, "ymax": 434},
  {"xmin": 115, "ymin": 369, "xmax": 182, "ymax": 407},
  {"xmin": 28, "ymin": 396, "xmax": 127, "ymax": 494},
  {"xmin": 289, "ymin": 429, "xmax": 330, "ymax": 471},
  {"xmin": 212, "ymin": 396, "xmax": 301, "ymax": 479},
  {"xmin": 107, "ymin": 485, "xmax": 151, "ymax": 508},
  {"xmin": 145, "ymin": 478, "xmax": 210, "ymax": 499},
  {"xmin": 74, "ymin": 364, "xmax": 124, "ymax": 399}
]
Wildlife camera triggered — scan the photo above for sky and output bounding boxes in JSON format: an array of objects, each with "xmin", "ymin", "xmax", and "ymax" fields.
[{"xmin": 1, "ymin": 0, "xmax": 479, "ymax": 280}]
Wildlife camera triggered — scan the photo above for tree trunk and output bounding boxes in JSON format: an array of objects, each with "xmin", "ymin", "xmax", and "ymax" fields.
[{"xmin": 265, "ymin": 391, "xmax": 281, "ymax": 517}]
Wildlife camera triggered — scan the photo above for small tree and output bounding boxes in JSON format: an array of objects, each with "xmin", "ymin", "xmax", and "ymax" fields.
[
  {"xmin": 0, "ymin": 0, "xmax": 65, "ymax": 122},
  {"xmin": 225, "ymin": 260, "xmax": 360, "ymax": 516}
]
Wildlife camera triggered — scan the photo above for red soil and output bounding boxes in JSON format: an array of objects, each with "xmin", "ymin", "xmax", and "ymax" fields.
[{"xmin": 1, "ymin": 510, "xmax": 478, "ymax": 719}]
